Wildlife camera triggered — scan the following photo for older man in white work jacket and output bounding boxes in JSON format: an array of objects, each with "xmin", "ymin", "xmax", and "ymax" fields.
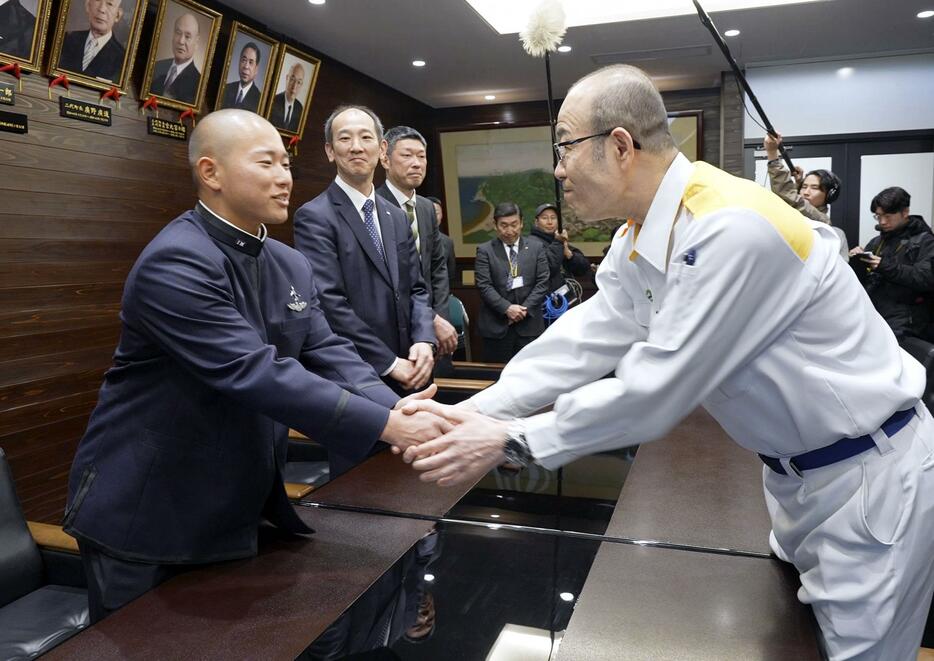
[{"xmin": 401, "ymin": 64, "xmax": 934, "ymax": 661}]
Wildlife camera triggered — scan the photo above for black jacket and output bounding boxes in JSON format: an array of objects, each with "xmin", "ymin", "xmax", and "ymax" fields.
[
  {"xmin": 526, "ymin": 227, "xmax": 591, "ymax": 294},
  {"xmin": 853, "ymin": 215, "xmax": 934, "ymax": 339}
]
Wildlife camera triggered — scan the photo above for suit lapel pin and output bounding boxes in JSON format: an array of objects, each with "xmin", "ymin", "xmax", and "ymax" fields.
[{"xmin": 287, "ymin": 285, "xmax": 307, "ymax": 312}]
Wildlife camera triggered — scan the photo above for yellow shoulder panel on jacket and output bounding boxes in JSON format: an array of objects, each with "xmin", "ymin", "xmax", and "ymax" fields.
[{"xmin": 681, "ymin": 162, "xmax": 814, "ymax": 261}]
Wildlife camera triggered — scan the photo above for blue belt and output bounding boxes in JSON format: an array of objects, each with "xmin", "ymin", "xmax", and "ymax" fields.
[{"xmin": 759, "ymin": 407, "xmax": 916, "ymax": 476}]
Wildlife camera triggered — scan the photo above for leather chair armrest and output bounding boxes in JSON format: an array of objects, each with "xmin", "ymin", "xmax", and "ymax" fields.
[{"xmin": 27, "ymin": 522, "xmax": 79, "ymax": 554}]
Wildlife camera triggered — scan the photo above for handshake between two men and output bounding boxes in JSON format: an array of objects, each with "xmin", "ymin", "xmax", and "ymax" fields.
[{"xmin": 380, "ymin": 384, "xmax": 515, "ymax": 487}]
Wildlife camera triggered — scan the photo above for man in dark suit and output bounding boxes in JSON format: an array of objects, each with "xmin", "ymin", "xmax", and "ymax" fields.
[
  {"xmin": 57, "ymin": 0, "xmax": 126, "ymax": 81},
  {"xmin": 294, "ymin": 105, "xmax": 437, "ymax": 397},
  {"xmin": 427, "ymin": 196, "xmax": 457, "ymax": 289},
  {"xmin": 376, "ymin": 126, "xmax": 456, "ymax": 357},
  {"xmin": 64, "ymin": 110, "xmax": 445, "ymax": 623},
  {"xmin": 0, "ymin": 0, "xmax": 36, "ymax": 60},
  {"xmin": 268, "ymin": 62, "xmax": 304, "ymax": 132},
  {"xmin": 149, "ymin": 12, "xmax": 201, "ymax": 104},
  {"xmin": 219, "ymin": 41, "xmax": 262, "ymax": 112},
  {"xmin": 475, "ymin": 202, "xmax": 549, "ymax": 363}
]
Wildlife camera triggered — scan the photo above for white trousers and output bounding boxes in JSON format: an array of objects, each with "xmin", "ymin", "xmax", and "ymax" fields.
[{"xmin": 764, "ymin": 403, "xmax": 934, "ymax": 661}]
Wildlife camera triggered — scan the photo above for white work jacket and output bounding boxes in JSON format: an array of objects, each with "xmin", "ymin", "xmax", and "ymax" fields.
[{"xmin": 470, "ymin": 154, "xmax": 924, "ymax": 469}]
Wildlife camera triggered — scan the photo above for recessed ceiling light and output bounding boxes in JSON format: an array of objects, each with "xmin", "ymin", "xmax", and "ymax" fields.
[
  {"xmin": 423, "ymin": 573, "xmax": 435, "ymax": 582},
  {"xmin": 918, "ymin": 9, "xmax": 934, "ymax": 18},
  {"xmin": 412, "ymin": 59, "xmax": 426, "ymax": 67},
  {"xmin": 485, "ymin": 94, "xmax": 496, "ymax": 100},
  {"xmin": 559, "ymin": 592, "xmax": 575, "ymax": 602},
  {"xmin": 724, "ymin": 29, "xmax": 740, "ymax": 37},
  {"xmin": 465, "ymin": 0, "xmax": 823, "ymax": 34},
  {"xmin": 837, "ymin": 66, "xmax": 854, "ymax": 78},
  {"xmin": 308, "ymin": 0, "xmax": 325, "ymax": 5},
  {"xmin": 557, "ymin": 45, "xmax": 572, "ymax": 52},
  {"xmin": 490, "ymin": 513, "xmax": 501, "ymax": 518}
]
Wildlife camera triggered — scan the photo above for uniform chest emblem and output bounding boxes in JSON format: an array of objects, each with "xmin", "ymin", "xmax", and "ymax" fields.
[
  {"xmin": 645, "ymin": 289, "xmax": 653, "ymax": 302},
  {"xmin": 287, "ymin": 285, "xmax": 307, "ymax": 312}
]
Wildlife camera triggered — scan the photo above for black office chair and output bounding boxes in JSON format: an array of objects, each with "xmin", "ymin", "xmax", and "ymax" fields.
[
  {"xmin": 0, "ymin": 448, "xmax": 89, "ymax": 660},
  {"xmin": 899, "ymin": 336, "xmax": 934, "ymax": 414}
]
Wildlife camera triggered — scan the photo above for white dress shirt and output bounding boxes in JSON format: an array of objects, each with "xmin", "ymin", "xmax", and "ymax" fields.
[{"xmin": 470, "ymin": 153, "xmax": 924, "ymax": 468}]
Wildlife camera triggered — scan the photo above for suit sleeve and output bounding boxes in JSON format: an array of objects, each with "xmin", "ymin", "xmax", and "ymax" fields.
[
  {"xmin": 446, "ymin": 236, "xmax": 457, "ymax": 289},
  {"xmin": 426, "ymin": 204, "xmax": 452, "ymax": 320},
  {"xmin": 124, "ymin": 244, "xmax": 391, "ymax": 463},
  {"xmin": 293, "ymin": 203, "xmax": 400, "ymax": 375},
  {"xmin": 521, "ymin": 248, "xmax": 550, "ymax": 311},
  {"xmin": 475, "ymin": 244, "xmax": 511, "ymax": 316},
  {"xmin": 297, "ymin": 258, "xmax": 399, "ymax": 411},
  {"xmin": 404, "ymin": 222, "xmax": 437, "ymax": 346}
]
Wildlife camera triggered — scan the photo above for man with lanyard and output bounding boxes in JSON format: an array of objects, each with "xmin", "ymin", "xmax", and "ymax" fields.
[{"xmin": 402, "ymin": 65, "xmax": 934, "ymax": 660}]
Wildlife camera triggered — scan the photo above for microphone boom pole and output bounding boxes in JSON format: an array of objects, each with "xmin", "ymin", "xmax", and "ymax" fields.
[{"xmin": 691, "ymin": 0, "xmax": 794, "ymax": 171}]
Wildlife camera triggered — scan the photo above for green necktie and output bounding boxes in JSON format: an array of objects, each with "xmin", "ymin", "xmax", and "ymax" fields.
[{"xmin": 405, "ymin": 200, "xmax": 420, "ymax": 253}]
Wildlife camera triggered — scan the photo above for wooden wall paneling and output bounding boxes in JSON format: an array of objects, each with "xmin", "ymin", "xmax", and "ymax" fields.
[{"xmin": 0, "ymin": 9, "xmax": 434, "ymax": 524}]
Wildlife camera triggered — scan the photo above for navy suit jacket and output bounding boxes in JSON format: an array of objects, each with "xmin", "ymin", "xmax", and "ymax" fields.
[
  {"xmin": 150, "ymin": 57, "xmax": 200, "ymax": 104},
  {"xmin": 293, "ymin": 182, "xmax": 436, "ymax": 381},
  {"xmin": 64, "ymin": 205, "xmax": 398, "ymax": 564},
  {"xmin": 475, "ymin": 236, "xmax": 550, "ymax": 338},
  {"xmin": 58, "ymin": 30, "xmax": 125, "ymax": 81},
  {"xmin": 376, "ymin": 184, "xmax": 451, "ymax": 320},
  {"xmin": 268, "ymin": 92, "xmax": 303, "ymax": 132}
]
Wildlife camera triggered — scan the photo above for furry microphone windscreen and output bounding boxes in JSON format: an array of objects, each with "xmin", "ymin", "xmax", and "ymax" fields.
[{"xmin": 520, "ymin": 0, "xmax": 567, "ymax": 57}]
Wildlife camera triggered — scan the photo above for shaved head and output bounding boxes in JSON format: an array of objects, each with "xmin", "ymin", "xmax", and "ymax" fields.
[
  {"xmin": 188, "ymin": 109, "xmax": 275, "ymax": 172},
  {"xmin": 569, "ymin": 64, "xmax": 675, "ymax": 156},
  {"xmin": 188, "ymin": 109, "xmax": 292, "ymax": 235}
]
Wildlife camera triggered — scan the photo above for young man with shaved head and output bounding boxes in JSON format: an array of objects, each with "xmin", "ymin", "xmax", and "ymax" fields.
[
  {"xmin": 403, "ymin": 65, "xmax": 934, "ymax": 660},
  {"xmin": 64, "ymin": 110, "xmax": 447, "ymax": 622}
]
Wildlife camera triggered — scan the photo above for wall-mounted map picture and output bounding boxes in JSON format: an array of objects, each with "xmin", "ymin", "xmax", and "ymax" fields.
[
  {"xmin": 214, "ymin": 21, "xmax": 276, "ymax": 114},
  {"xmin": 439, "ymin": 113, "xmax": 702, "ymax": 258},
  {"xmin": 264, "ymin": 44, "xmax": 320, "ymax": 139},
  {"xmin": 140, "ymin": 0, "xmax": 220, "ymax": 110},
  {"xmin": 48, "ymin": 0, "xmax": 148, "ymax": 92},
  {"xmin": 0, "ymin": 0, "xmax": 53, "ymax": 72}
]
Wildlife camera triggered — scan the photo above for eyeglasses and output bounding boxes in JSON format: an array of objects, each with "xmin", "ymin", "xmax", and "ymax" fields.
[{"xmin": 553, "ymin": 129, "xmax": 642, "ymax": 163}]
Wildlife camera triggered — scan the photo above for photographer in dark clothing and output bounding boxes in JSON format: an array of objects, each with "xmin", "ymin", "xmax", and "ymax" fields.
[
  {"xmin": 526, "ymin": 202, "xmax": 592, "ymax": 294},
  {"xmin": 850, "ymin": 187, "xmax": 934, "ymax": 340}
]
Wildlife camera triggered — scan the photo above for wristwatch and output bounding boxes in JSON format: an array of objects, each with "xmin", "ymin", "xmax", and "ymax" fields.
[{"xmin": 502, "ymin": 420, "xmax": 534, "ymax": 468}]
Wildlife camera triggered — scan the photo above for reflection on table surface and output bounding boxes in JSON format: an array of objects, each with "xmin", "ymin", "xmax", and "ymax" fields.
[{"xmin": 299, "ymin": 521, "xmax": 603, "ymax": 661}]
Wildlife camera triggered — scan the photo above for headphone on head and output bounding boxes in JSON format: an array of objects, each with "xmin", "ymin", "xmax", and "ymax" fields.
[{"xmin": 807, "ymin": 169, "xmax": 841, "ymax": 204}]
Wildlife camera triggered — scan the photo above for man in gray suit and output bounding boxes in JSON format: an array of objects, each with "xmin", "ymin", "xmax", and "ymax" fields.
[
  {"xmin": 377, "ymin": 126, "xmax": 457, "ymax": 356},
  {"xmin": 474, "ymin": 202, "xmax": 549, "ymax": 363}
]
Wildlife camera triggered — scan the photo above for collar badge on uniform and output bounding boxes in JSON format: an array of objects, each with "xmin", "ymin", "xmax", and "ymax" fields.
[{"xmin": 287, "ymin": 285, "xmax": 307, "ymax": 312}]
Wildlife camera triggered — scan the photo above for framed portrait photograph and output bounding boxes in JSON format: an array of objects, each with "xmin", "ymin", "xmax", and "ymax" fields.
[
  {"xmin": 140, "ymin": 0, "xmax": 220, "ymax": 111},
  {"xmin": 439, "ymin": 112, "xmax": 703, "ymax": 258},
  {"xmin": 264, "ymin": 44, "xmax": 320, "ymax": 139},
  {"xmin": 47, "ymin": 0, "xmax": 148, "ymax": 92},
  {"xmin": 0, "ymin": 0, "xmax": 53, "ymax": 72},
  {"xmin": 213, "ymin": 21, "xmax": 276, "ymax": 114}
]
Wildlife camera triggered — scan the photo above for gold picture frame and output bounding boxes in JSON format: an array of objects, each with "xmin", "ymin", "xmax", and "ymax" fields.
[
  {"xmin": 139, "ymin": 0, "xmax": 221, "ymax": 111},
  {"xmin": 213, "ymin": 21, "xmax": 277, "ymax": 114},
  {"xmin": 263, "ymin": 43, "xmax": 321, "ymax": 140},
  {"xmin": 0, "ymin": 0, "xmax": 53, "ymax": 73},
  {"xmin": 47, "ymin": 0, "xmax": 148, "ymax": 93}
]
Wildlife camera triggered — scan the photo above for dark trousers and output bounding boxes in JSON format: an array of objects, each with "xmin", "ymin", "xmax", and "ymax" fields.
[
  {"xmin": 79, "ymin": 542, "xmax": 194, "ymax": 623},
  {"xmin": 482, "ymin": 327, "xmax": 536, "ymax": 363}
]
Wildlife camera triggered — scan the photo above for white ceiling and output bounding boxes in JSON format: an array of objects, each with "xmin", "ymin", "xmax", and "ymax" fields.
[{"xmin": 220, "ymin": 0, "xmax": 934, "ymax": 108}]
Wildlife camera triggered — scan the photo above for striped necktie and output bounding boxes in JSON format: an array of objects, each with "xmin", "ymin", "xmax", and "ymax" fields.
[
  {"xmin": 82, "ymin": 36, "xmax": 98, "ymax": 70},
  {"xmin": 362, "ymin": 199, "xmax": 385, "ymax": 261},
  {"xmin": 507, "ymin": 244, "xmax": 518, "ymax": 288},
  {"xmin": 235, "ymin": 87, "xmax": 244, "ymax": 105},
  {"xmin": 405, "ymin": 199, "xmax": 420, "ymax": 253}
]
